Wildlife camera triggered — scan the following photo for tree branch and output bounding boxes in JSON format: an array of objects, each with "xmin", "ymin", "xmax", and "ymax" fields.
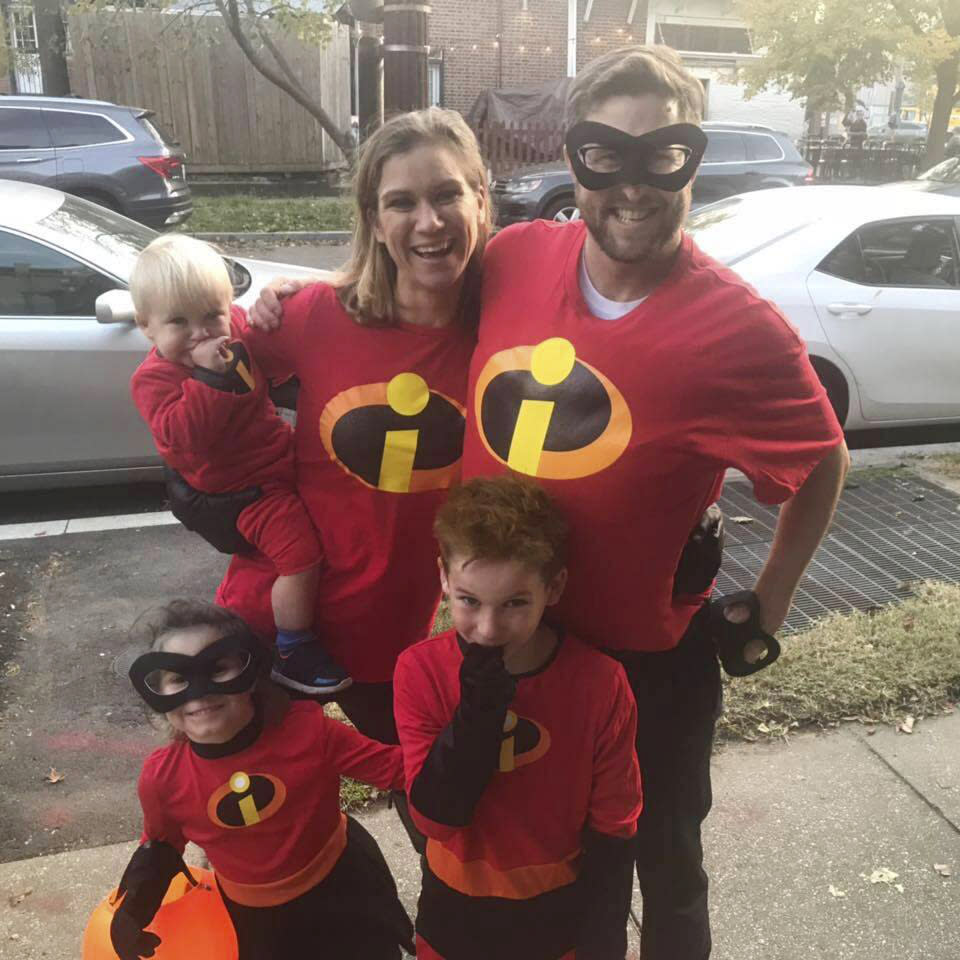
[
  {"xmin": 244, "ymin": 0, "xmax": 308, "ymax": 100},
  {"xmin": 214, "ymin": 0, "xmax": 353, "ymax": 160}
]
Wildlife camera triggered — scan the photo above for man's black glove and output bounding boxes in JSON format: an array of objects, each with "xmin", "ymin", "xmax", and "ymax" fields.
[
  {"xmin": 674, "ymin": 503, "xmax": 724, "ymax": 596},
  {"xmin": 707, "ymin": 590, "xmax": 781, "ymax": 677},
  {"xmin": 164, "ymin": 466, "xmax": 261, "ymax": 555},
  {"xmin": 410, "ymin": 644, "xmax": 517, "ymax": 827},
  {"xmin": 110, "ymin": 841, "xmax": 195, "ymax": 960}
]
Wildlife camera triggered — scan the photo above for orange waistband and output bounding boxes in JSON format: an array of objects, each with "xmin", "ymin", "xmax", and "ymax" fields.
[
  {"xmin": 217, "ymin": 813, "xmax": 347, "ymax": 907},
  {"xmin": 425, "ymin": 838, "xmax": 578, "ymax": 901}
]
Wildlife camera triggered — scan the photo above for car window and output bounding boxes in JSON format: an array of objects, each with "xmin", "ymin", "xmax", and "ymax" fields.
[
  {"xmin": 44, "ymin": 110, "xmax": 126, "ymax": 147},
  {"xmin": 818, "ymin": 219, "xmax": 959, "ymax": 288},
  {"xmin": 744, "ymin": 134, "xmax": 783, "ymax": 161},
  {"xmin": 0, "ymin": 108, "xmax": 53, "ymax": 149},
  {"xmin": 703, "ymin": 132, "xmax": 747, "ymax": 163},
  {"xmin": 0, "ymin": 230, "xmax": 117, "ymax": 316}
]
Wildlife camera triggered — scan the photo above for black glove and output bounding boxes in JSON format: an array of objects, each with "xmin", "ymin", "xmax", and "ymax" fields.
[
  {"xmin": 674, "ymin": 503, "xmax": 724, "ymax": 596},
  {"xmin": 410, "ymin": 644, "xmax": 517, "ymax": 827},
  {"xmin": 708, "ymin": 590, "xmax": 781, "ymax": 677},
  {"xmin": 110, "ymin": 841, "xmax": 195, "ymax": 960},
  {"xmin": 576, "ymin": 829, "xmax": 636, "ymax": 960},
  {"xmin": 163, "ymin": 466, "xmax": 261, "ymax": 555},
  {"xmin": 458, "ymin": 643, "xmax": 517, "ymax": 720}
]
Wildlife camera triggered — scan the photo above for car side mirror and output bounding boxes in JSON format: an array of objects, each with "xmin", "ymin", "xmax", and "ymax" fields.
[{"xmin": 96, "ymin": 289, "xmax": 136, "ymax": 325}]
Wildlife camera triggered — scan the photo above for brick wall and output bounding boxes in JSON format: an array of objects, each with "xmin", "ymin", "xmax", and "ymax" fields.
[{"xmin": 430, "ymin": 0, "xmax": 647, "ymax": 117}]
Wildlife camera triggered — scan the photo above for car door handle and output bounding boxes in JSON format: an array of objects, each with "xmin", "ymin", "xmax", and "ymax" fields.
[
  {"xmin": 827, "ymin": 302, "xmax": 873, "ymax": 316},
  {"xmin": 15, "ymin": 157, "xmax": 44, "ymax": 163}
]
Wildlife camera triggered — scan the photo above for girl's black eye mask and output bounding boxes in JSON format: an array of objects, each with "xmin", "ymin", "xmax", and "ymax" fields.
[
  {"xmin": 565, "ymin": 122, "xmax": 707, "ymax": 192},
  {"xmin": 129, "ymin": 632, "xmax": 266, "ymax": 713}
]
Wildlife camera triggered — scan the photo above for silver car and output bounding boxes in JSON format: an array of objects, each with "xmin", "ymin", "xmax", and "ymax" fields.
[{"xmin": 0, "ymin": 180, "xmax": 324, "ymax": 491}]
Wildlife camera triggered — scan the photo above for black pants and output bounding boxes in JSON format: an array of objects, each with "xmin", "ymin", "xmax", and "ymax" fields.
[
  {"xmin": 221, "ymin": 817, "xmax": 413, "ymax": 959},
  {"xmin": 608, "ymin": 610, "xmax": 722, "ymax": 960}
]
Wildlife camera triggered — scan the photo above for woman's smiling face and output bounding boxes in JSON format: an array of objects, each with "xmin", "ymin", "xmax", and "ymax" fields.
[{"xmin": 373, "ymin": 142, "xmax": 486, "ymax": 307}]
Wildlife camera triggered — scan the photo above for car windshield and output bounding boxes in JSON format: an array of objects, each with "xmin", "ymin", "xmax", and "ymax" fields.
[
  {"xmin": 37, "ymin": 195, "xmax": 157, "ymax": 279},
  {"xmin": 918, "ymin": 157, "xmax": 960, "ymax": 183},
  {"xmin": 686, "ymin": 197, "xmax": 816, "ymax": 264}
]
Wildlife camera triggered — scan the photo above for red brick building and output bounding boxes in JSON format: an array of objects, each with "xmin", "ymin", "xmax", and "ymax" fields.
[{"xmin": 429, "ymin": 0, "xmax": 648, "ymax": 117}]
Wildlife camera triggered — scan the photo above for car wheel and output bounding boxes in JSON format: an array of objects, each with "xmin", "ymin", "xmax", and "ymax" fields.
[
  {"xmin": 810, "ymin": 359, "xmax": 849, "ymax": 427},
  {"xmin": 542, "ymin": 196, "xmax": 580, "ymax": 223}
]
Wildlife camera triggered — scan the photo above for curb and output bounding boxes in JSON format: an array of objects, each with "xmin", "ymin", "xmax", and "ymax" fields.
[{"xmin": 190, "ymin": 230, "xmax": 352, "ymax": 246}]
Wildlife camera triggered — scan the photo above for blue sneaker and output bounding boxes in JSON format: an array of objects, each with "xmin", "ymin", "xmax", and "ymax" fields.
[{"xmin": 271, "ymin": 642, "xmax": 353, "ymax": 695}]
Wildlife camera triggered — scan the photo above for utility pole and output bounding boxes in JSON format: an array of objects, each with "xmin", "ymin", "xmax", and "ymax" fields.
[{"xmin": 383, "ymin": 0, "xmax": 429, "ymax": 114}]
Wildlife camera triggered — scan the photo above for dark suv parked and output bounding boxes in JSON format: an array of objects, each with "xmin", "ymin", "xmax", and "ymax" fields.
[
  {"xmin": 492, "ymin": 121, "xmax": 813, "ymax": 226},
  {"xmin": 0, "ymin": 95, "xmax": 191, "ymax": 228}
]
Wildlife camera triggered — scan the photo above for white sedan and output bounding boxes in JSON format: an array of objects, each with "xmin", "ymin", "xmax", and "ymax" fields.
[
  {"xmin": 687, "ymin": 185, "xmax": 960, "ymax": 430},
  {"xmin": 0, "ymin": 180, "xmax": 325, "ymax": 491}
]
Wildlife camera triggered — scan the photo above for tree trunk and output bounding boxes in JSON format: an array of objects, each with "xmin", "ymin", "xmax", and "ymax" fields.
[
  {"xmin": 924, "ymin": 53, "xmax": 959, "ymax": 169},
  {"xmin": 33, "ymin": 0, "xmax": 70, "ymax": 95}
]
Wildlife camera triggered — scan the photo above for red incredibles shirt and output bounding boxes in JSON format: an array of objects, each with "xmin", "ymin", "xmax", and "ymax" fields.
[
  {"xmin": 394, "ymin": 630, "xmax": 642, "ymax": 901},
  {"xmin": 463, "ymin": 220, "xmax": 844, "ymax": 653},
  {"xmin": 216, "ymin": 284, "xmax": 475, "ymax": 682},
  {"xmin": 130, "ymin": 306, "xmax": 294, "ymax": 493},
  {"xmin": 137, "ymin": 701, "xmax": 402, "ymax": 906}
]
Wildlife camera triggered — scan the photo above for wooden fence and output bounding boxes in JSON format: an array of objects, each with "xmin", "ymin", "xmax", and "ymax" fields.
[
  {"xmin": 475, "ymin": 122, "xmax": 564, "ymax": 179},
  {"xmin": 66, "ymin": 10, "xmax": 351, "ymax": 175}
]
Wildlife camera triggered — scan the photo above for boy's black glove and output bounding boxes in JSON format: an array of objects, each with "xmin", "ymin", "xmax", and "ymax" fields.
[
  {"xmin": 458, "ymin": 643, "xmax": 517, "ymax": 720},
  {"xmin": 707, "ymin": 590, "xmax": 781, "ymax": 677},
  {"xmin": 673, "ymin": 503, "xmax": 724, "ymax": 596},
  {"xmin": 576, "ymin": 828, "xmax": 636, "ymax": 960},
  {"xmin": 410, "ymin": 643, "xmax": 516, "ymax": 827},
  {"xmin": 110, "ymin": 841, "xmax": 195, "ymax": 960},
  {"xmin": 164, "ymin": 466, "xmax": 261, "ymax": 555}
]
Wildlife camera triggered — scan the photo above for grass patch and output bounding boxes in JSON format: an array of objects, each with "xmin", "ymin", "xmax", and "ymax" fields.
[
  {"xmin": 180, "ymin": 194, "xmax": 354, "ymax": 234},
  {"xmin": 719, "ymin": 580, "xmax": 960, "ymax": 742}
]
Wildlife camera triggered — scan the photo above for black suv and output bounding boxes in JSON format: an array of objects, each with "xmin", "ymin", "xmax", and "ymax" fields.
[
  {"xmin": 0, "ymin": 95, "xmax": 191, "ymax": 228},
  {"xmin": 492, "ymin": 122, "xmax": 813, "ymax": 226}
]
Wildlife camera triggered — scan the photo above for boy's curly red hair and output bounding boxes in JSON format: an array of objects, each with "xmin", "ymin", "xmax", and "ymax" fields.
[{"xmin": 434, "ymin": 475, "xmax": 568, "ymax": 581}]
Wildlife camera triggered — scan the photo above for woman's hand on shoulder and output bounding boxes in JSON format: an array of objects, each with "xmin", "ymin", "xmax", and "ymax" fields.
[{"xmin": 246, "ymin": 277, "xmax": 319, "ymax": 332}]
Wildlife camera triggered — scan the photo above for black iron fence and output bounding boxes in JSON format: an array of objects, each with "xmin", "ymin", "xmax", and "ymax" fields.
[{"xmin": 799, "ymin": 139, "xmax": 928, "ymax": 183}]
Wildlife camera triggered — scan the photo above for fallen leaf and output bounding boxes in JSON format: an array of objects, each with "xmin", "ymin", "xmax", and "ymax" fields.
[
  {"xmin": 44, "ymin": 767, "xmax": 65, "ymax": 784},
  {"xmin": 8, "ymin": 888, "xmax": 32, "ymax": 907},
  {"xmin": 828, "ymin": 885, "xmax": 846, "ymax": 898},
  {"xmin": 863, "ymin": 867, "xmax": 899, "ymax": 885},
  {"xmin": 933, "ymin": 864, "xmax": 953, "ymax": 877},
  {"xmin": 898, "ymin": 716, "xmax": 915, "ymax": 734},
  {"xmin": 757, "ymin": 722, "xmax": 770, "ymax": 733},
  {"xmin": 730, "ymin": 516, "xmax": 754, "ymax": 524},
  {"xmin": 894, "ymin": 883, "xmax": 904, "ymax": 893}
]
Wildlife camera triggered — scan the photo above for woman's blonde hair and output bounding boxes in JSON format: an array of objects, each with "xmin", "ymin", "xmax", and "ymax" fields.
[
  {"xmin": 336, "ymin": 107, "xmax": 492, "ymax": 326},
  {"xmin": 130, "ymin": 234, "xmax": 233, "ymax": 322},
  {"xmin": 129, "ymin": 599, "xmax": 289, "ymax": 742}
]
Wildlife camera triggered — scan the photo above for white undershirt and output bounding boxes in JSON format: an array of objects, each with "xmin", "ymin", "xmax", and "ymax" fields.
[{"xmin": 578, "ymin": 253, "xmax": 647, "ymax": 320}]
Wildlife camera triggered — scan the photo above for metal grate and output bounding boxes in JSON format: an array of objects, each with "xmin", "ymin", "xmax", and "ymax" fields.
[{"xmin": 716, "ymin": 473, "xmax": 960, "ymax": 631}]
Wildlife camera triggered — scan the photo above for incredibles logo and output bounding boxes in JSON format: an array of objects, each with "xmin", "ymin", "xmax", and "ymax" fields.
[
  {"xmin": 474, "ymin": 338, "xmax": 631, "ymax": 480},
  {"xmin": 498, "ymin": 710, "xmax": 551, "ymax": 773},
  {"xmin": 207, "ymin": 771, "xmax": 287, "ymax": 829},
  {"xmin": 319, "ymin": 373, "xmax": 465, "ymax": 493}
]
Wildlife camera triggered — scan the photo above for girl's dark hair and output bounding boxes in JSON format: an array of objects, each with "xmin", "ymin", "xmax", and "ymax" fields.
[{"xmin": 129, "ymin": 599, "xmax": 289, "ymax": 738}]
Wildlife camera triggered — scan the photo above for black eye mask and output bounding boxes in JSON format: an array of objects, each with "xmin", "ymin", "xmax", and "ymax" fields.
[
  {"xmin": 565, "ymin": 121, "xmax": 707, "ymax": 192},
  {"xmin": 129, "ymin": 632, "xmax": 266, "ymax": 713}
]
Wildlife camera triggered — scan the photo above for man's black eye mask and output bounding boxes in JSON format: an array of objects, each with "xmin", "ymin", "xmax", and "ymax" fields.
[{"xmin": 565, "ymin": 121, "xmax": 707, "ymax": 192}]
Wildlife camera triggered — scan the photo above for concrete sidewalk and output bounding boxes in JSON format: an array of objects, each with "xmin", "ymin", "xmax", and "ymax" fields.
[{"xmin": 1, "ymin": 712, "xmax": 956, "ymax": 960}]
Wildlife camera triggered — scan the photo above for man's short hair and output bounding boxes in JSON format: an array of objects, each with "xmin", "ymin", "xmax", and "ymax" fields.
[
  {"xmin": 130, "ymin": 234, "xmax": 233, "ymax": 323},
  {"xmin": 434, "ymin": 476, "xmax": 568, "ymax": 582},
  {"xmin": 566, "ymin": 44, "xmax": 704, "ymax": 127}
]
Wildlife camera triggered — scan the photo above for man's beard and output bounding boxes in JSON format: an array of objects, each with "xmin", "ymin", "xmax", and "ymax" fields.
[{"xmin": 576, "ymin": 187, "xmax": 687, "ymax": 265}]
